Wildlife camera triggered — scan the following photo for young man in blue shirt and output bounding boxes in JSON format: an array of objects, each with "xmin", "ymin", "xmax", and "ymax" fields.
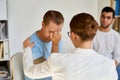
[{"xmin": 23, "ymin": 10, "xmax": 64, "ymax": 80}]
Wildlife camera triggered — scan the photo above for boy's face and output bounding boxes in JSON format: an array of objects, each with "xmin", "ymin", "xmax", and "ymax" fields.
[
  {"xmin": 42, "ymin": 21, "xmax": 63, "ymax": 42},
  {"xmin": 100, "ymin": 12, "xmax": 114, "ymax": 28}
]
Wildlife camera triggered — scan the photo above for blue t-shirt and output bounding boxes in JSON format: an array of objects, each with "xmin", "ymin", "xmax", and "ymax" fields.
[{"xmin": 24, "ymin": 32, "xmax": 62, "ymax": 80}]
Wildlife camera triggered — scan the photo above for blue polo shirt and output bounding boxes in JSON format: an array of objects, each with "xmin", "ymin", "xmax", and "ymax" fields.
[{"xmin": 24, "ymin": 32, "xmax": 62, "ymax": 80}]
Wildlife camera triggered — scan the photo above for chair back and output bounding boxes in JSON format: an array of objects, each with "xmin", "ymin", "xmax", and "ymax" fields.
[{"xmin": 10, "ymin": 52, "xmax": 24, "ymax": 80}]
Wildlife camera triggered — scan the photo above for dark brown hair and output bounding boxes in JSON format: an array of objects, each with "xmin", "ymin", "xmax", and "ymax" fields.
[
  {"xmin": 70, "ymin": 13, "xmax": 98, "ymax": 41},
  {"xmin": 101, "ymin": 6, "xmax": 115, "ymax": 18},
  {"xmin": 43, "ymin": 10, "xmax": 64, "ymax": 25}
]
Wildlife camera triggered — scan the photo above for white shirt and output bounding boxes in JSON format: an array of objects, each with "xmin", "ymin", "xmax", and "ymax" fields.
[
  {"xmin": 23, "ymin": 47, "xmax": 118, "ymax": 80},
  {"xmin": 93, "ymin": 29, "xmax": 120, "ymax": 63}
]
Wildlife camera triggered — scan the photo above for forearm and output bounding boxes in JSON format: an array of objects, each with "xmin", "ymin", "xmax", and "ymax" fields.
[
  {"xmin": 33, "ymin": 57, "xmax": 46, "ymax": 64},
  {"xmin": 115, "ymin": 60, "xmax": 119, "ymax": 66},
  {"xmin": 23, "ymin": 47, "xmax": 51, "ymax": 79},
  {"xmin": 51, "ymin": 43, "xmax": 59, "ymax": 53}
]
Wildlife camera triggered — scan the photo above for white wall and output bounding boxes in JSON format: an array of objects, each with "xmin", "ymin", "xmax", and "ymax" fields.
[{"xmin": 8, "ymin": 0, "xmax": 98, "ymax": 56}]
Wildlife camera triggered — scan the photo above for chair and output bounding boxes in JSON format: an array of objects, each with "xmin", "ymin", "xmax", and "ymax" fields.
[{"xmin": 10, "ymin": 52, "xmax": 24, "ymax": 80}]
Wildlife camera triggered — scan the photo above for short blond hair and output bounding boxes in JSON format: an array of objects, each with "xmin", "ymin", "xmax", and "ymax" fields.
[{"xmin": 43, "ymin": 10, "xmax": 64, "ymax": 26}]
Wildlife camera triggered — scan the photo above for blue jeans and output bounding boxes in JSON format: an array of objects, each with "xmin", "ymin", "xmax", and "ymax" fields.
[
  {"xmin": 116, "ymin": 64, "xmax": 120, "ymax": 80},
  {"xmin": 24, "ymin": 76, "xmax": 52, "ymax": 80}
]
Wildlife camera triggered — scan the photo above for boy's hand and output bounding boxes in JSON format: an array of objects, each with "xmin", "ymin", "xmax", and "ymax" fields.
[
  {"xmin": 50, "ymin": 31, "xmax": 61, "ymax": 53},
  {"xmin": 50, "ymin": 31, "xmax": 61, "ymax": 45}
]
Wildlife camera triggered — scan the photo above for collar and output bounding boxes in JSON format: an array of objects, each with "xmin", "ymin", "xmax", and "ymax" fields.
[{"xmin": 73, "ymin": 48, "xmax": 97, "ymax": 56}]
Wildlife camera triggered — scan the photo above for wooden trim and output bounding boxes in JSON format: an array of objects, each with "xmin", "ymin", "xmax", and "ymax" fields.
[{"xmin": 110, "ymin": 0, "xmax": 114, "ymax": 8}]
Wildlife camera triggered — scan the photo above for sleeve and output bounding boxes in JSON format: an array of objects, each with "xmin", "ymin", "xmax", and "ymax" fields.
[
  {"xmin": 23, "ymin": 47, "xmax": 52, "ymax": 79},
  {"xmin": 32, "ymin": 44, "xmax": 43, "ymax": 60},
  {"xmin": 29, "ymin": 35, "xmax": 44, "ymax": 60},
  {"xmin": 112, "ymin": 35, "xmax": 120, "ymax": 63},
  {"xmin": 109, "ymin": 61, "xmax": 118, "ymax": 80}
]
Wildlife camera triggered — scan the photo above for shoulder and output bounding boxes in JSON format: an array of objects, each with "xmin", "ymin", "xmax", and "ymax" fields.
[
  {"xmin": 111, "ymin": 29, "xmax": 120, "ymax": 36},
  {"xmin": 93, "ymin": 30, "xmax": 101, "ymax": 41},
  {"xmin": 96, "ymin": 51, "xmax": 115, "ymax": 63},
  {"xmin": 30, "ymin": 32, "xmax": 39, "ymax": 41},
  {"xmin": 111, "ymin": 29, "xmax": 120, "ymax": 40},
  {"xmin": 29, "ymin": 32, "xmax": 43, "ymax": 47}
]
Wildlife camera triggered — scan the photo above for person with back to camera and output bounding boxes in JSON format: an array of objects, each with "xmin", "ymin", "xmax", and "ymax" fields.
[{"xmin": 23, "ymin": 13, "xmax": 118, "ymax": 80}]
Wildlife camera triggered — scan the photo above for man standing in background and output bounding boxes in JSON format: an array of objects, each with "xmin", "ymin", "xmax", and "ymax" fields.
[
  {"xmin": 23, "ymin": 10, "xmax": 64, "ymax": 80},
  {"xmin": 93, "ymin": 6, "xmax": 120, "ymax": 79}
]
